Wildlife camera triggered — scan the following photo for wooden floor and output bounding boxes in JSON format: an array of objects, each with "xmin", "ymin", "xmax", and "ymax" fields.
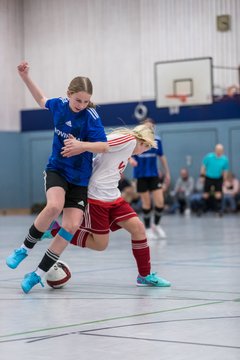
[{"xmin": 0, "ymin": 214, "xmax": 240, "ymax": 360}]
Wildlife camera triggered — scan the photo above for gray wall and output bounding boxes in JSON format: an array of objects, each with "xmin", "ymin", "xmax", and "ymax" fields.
[
  {"xmin": 1, "ymin": 119, "xmax": 239, "ymax": 209},
  {"xmin": 1, "ymin": 0, "xmax": 240, "ymax": 130},
  {"xmin": 125, "ymin": 119, "xmax": 240, "ymax": 184},
  {"xmin": 1, "ymin": 0, "xmax": 239, "ymax": 209}
]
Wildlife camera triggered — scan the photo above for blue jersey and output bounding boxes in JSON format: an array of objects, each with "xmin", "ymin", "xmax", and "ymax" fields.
[
  {"xmin": 45, "ymin": 97, "xmax": 107, "ymax": 186},
  {"xmin": 133, "ymin": 135, "xmax": 164, "ymax": 178},
  {"xmin": 203, "ymin": 152, "xmax": 229, "ymax": 179}
]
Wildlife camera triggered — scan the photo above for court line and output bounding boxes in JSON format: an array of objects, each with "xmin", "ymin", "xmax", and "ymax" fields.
[
  {"xmin": 79, "ymin": 333, "xmax": 240, "ymax": 350},
  {"xmin": 0, "ymin": 300, "xmax": 226, "ymax": 340},
  {"xmin": 1, "ymin": 315, "xmax": 240, "ymax": 350},
  {"xmin": 0, "ymin": 295, "xmax": 235, "ymax": 302}
]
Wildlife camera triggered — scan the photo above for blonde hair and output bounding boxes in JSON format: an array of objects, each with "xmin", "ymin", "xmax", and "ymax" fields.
[
  {"xmin": 110, "ymin": 124, "xmax": 157, "ymax": 148},
  {"xmin": 68, "ymin": 76, "xmax": 95, "ymax": 108}
]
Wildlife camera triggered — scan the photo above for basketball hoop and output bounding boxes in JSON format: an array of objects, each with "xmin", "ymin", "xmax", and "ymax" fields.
[
  {"xmin": 165, "ymin": 94, "xmax": 188, "ymax": 103},
  {"xmin": 165, "ymin": 94, "xmax": 187, "ymax": 115}
]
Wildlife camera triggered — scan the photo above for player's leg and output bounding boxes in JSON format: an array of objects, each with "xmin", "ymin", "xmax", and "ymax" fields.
[
  {"xmin": 151, "ymin": 187, "xmax": 166, "ymax": 238},
  {"xmin": 71, "ymin": 200, "xmax": 111, "ymax": 250},
  {"xmin": 213, "ymin": 178, "xmax": 224, "ymax": 216},
  {"xmin": 202, "ymin": 176, "xmax": 212, "ymax": 213},
  {"xmin": 139, "ymin": 190, "xmax": 157, "ymax": 240},
  {"xmin": 21, "ymin": 184, "xmax": 87, "ymax": 293},
  {"xmin": 117, "ymin": 216, "xmax": 171, "ymax": 287},
  {"xmin": 21, "ymin": 206, "xmax": 84, "ymax": 294},
  {"xmin": 71, "ymin": 230, "xmax": 110, "ymax": 250},
  {"xmin": 214, "ymin": 191, "xmax": 223, "ymax": 216},
  {"xmin": 6, "ymin": 185, "xmax": 65, "ymax": 269}
]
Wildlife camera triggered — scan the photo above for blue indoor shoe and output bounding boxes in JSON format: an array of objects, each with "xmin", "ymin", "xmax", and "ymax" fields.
[
  {"xmin": 6, "ymin": 248, "xmax": 28, "ymax": 269},
  {"xmin": 21, "ymin": 272, "xmax": 44, "ymax": 294},
  {"xmin": 136, "ymin": 272, "xmax": 171, "ymax": 287}
]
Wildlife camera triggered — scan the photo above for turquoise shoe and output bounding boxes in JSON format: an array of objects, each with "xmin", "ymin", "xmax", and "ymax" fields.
[
  {"xmin": 136, "ymin": 272, "xmax": 171, "ymax": 287},
  {"xmin": 21, "ymin": 272, "xmax": 44, "ymax": 293},
  {"xmin": 6, "ymin": 248, "xmax": 28, "ymax": 269}
]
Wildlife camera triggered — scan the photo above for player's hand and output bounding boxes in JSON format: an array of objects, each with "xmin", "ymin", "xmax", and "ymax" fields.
[
  {"xmin": 128, "ymin": 157, "xmax": 138, "ymax": 167},
  {"xmin": 61, "ymin": 135, "xmax": 85, "ymax": 157},
  {"xmin": 17, "ymin": 61, "xmax": 30, "ymax": 77},
  {"xmin": 164, "ymin": 173, "xmax": 171, "ymax": 188}
]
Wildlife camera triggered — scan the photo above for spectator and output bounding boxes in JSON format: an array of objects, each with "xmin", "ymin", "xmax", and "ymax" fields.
[
  {"xmin": 222, "ymin": 172, "xmax": 239, "ymax": 213},
  {"xmin": 190, "ymin": 174, "xmax": 205, "ymax": 215},
  {"xmin": 201, "ymin": 144, "xmax": 229, "ymax": 216},
  {"xmin": 172, "ymin": 168, "xmax": 194, "ymax": 215}
]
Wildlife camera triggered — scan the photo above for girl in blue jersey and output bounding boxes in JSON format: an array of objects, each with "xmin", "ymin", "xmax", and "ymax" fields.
[
  {"xmin": 6, "ymin": 61, "xmax": 108, "ymax": 293},
  {"xmin": 129, "ymin": 118, "xmax": 171, "ymax": 240}
]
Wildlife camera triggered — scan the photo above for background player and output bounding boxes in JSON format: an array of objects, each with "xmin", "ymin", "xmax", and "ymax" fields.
[{"xmin": 129, "ymin": 118, "xmax": 171, "ymax": 240}]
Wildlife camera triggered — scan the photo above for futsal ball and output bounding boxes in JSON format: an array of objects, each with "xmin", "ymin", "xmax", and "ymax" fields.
[{"xmin": 46, "ymin": 260, "xmax": 71, "ymax": 289}]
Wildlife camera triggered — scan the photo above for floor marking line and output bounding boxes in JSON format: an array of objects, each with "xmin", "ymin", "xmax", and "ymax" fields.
[
  {"xmin": 0, "ymin": 300, "xmax": 224, "ymax": 339},
  {"xmin": 80, "ymin": 332, "xmax": 240, "ymax": 350}
]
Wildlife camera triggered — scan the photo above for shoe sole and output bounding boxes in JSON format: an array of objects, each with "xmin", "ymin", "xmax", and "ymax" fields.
[
  {"xmin": 136, "ymin": 282, "xmax": 171, "ymax": 287},
  {"xmin": 21, "ymin": 285, "xmax": 30, "ymax": 294}
]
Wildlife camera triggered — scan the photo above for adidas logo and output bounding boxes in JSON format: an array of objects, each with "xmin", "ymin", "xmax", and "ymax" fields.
[
  {"xmin": 65, "ymin": 121, "xmax": 72, "ymax": 127},
  {"xmin": 78, "ymin": 201, "xmax": 85, "ymax": 206}
]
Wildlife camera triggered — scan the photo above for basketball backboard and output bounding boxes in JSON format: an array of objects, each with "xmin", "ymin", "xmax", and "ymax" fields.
[{"xmin": 154, "ymin": 57, "xmax": 213, "ymax": 108}]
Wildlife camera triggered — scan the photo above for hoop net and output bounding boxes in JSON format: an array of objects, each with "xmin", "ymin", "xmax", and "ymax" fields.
[{"xmin": 165, "ymin": 94, "xmax": 188, "ymax": 115}]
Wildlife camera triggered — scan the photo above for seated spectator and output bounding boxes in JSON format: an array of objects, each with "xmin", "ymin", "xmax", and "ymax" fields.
[
  {"xmin": 172, "ymin": 168, "xmax": 194, "ymax": 215},
  {"xmin": 222, "ymin": 172, "xmax": 239, "ymax": 213},
  {"xmin": 235, "ymin": 189, "xmax": 240, "ymax": 212},
  {"xmin": 190, "ymin": 174, "xmax": 205, "ymax": 215}
]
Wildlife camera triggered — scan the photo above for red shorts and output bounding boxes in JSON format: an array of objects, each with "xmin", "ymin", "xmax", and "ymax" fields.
[{"xmin": 81, "ymin": 197, "xmax": 137, "ymax": 234}]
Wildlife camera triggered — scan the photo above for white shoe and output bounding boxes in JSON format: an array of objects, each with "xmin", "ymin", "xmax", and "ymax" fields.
[
  {"xmin": 152, "ymin": 224, "xmax": 167, "ymax": 238},
  {"xmin": 184, "ymin": 208, "xmax": 191, "ymax": 216},
  {"xmin": 146, "ymin": 228, "xmax": 158, "ymax": 240}
]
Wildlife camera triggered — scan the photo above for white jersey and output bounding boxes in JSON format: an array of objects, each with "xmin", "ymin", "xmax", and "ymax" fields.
[{"xmin": 88, "ymin": 133, "xmax": 136, "ymax": 201}]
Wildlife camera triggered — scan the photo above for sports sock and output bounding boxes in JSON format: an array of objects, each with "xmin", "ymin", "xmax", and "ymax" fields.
[
  {"xmin": 154, "ymin": 206, "xmax": 163, "ymax": 225},
  {"xmin": 142, "ymin": 208, "xmax": 152, "ymax": 228},
  {"xmin": 38, "ymin": 249, "xmax": 59, "ymax": 272},
  {"xmin": 20, "ymin": 244, "xmax": 30, "ymax": 253},
  {"xmin": 24, "ymin": 224, "xmax": 44, "ymax": 249},
  {"xmin": 70, "ymin": 229, "xmax": 90, "ymax": 247},
  {"xmin": 215, "ymin": 198, "xmax": 222, "ymax": 212},
  {"xmin": 35, "ymin": 268, "xmax": 46, "ymax": 278},
  {"xmin": 132, "ymin": 238, "xmax": 150, "ymax": 277}
]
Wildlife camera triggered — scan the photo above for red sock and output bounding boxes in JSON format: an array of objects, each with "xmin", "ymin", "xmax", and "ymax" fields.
[
  {"xmin": 70, "ymin": 229, "xmax": 89, "ymax": 248},
  {"xmin": 132, "ymin": 239, "xmax": 151, "ymax": 277},
  {"xmin": 51, "ymin": 228, "xmax": 59, "ymax": 237}
]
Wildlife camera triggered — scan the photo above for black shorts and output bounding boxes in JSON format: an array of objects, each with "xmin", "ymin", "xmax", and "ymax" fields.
[
  {"xmin": 204, "ymin": 176, "xmax": 223, "ymax": 193},
  {"xmin": 136, "ymin": 176, "xmax": 163, "ymax": 193},
  {"xmin": 44, "ymin": 170, "xmax": 88, "ymax": 211}
]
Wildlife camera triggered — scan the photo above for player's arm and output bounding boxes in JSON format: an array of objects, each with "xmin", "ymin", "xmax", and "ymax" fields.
[
  {"xmin": 61, "ymin": 135, "xmax": 109, "ymax": 157},
  {"xmin": 17, "ymin": 61, "xmax": 48, "ymax": 109},
  {"xmin": 200, "ymin": 164, "xmax": 206, "ymax": 177},
  {"xmin": 159, "ymin": 155, "xmax": 171, "ymax": 187}
]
